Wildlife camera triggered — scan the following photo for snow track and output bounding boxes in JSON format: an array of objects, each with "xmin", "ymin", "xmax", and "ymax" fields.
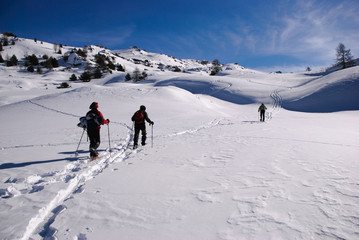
[
  {"xmin": 4, "ymin": 100, "xmax": 137, "ymax": 239},
  {"xmin": 21, "ymin": 131, "xmax": 134, "ymax": 240}
]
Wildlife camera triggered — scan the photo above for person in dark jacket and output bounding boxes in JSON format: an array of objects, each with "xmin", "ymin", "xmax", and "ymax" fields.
[
  {"xmin": 86, "ymin": 102, "xmax": 109, "ymax": 158},
  {"xmin": 131, "ymin": 105, "xmax": 154, "ymax": 149},
  {"xmin": 258, "ymin": 103, "xmax": 267, "ymax": 122}
]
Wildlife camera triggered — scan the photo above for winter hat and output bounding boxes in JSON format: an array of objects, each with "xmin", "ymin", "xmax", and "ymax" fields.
[
  {"xmin": 140, "ymin": 105, "xmax": 146, "ymax": 110},
  {"xmin": 90, "ymin": 102, "xmax": 98, "ymax": 109}
]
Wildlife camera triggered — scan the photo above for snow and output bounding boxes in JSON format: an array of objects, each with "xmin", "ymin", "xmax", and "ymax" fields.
[{"xmin": 0, "ymin": 35, "xmax": 359, "ymax": 240}]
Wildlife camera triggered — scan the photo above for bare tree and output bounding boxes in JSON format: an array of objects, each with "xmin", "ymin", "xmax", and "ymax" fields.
[{"xmin": 133, "ymin": 68, "xmax": 141, "ymax": 82}]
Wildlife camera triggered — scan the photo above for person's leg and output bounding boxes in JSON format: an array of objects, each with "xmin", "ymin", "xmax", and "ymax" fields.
[
  {"xmin": 88, "ymin": 129, "xmax": 99, "ymax": 157},
  {"xmin": 141, "ymin": 127, "xmax": 147, "ymax": 145},
  {"xmin": 134, "ymin": 126, "xmax": 140, "ymax": 147}
]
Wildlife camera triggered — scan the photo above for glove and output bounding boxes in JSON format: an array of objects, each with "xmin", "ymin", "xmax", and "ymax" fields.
[
  {"xmin": 150, "ymin": 121, "xmax": 154, "ymax": 125},
  {"xmin": 107, "ymin": 119, "xmax": 110, "ymax": 124}
]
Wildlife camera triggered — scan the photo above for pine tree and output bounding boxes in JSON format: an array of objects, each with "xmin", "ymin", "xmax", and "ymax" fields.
[
  {"xmin": 26, "ymin": 54, "xmax": 39, "ymax": 66},
  {"xmin": 93, "ymin": 68, "xmax": 102, "ymax": 79},
  {"xmin": 0, "ymin": 54, "xmax": 3, "ymax": 63},
  {"xmin": 27, "ymin": 65, "xmax": 35, "ymax": 72},
  {"xmin": 80, "ymin": 71, "xmax": 91, "ymax": 82},
  {"xmin": 336, "ymin": 43, "xmax": 354, "ymax": 69},
  {"xmin": 69, "ymin": 74, "xmax": 77, "ymax": 81},
  {"xmin": 125, "ymin": 73, "xmax": 131, "ymax": 81},
  {"xmin": 6, "ymin": 54, "xmax": 18, "ymax": 67},
  {"xmin": 210, "ymin": 59, "xmax": 222, "ymax": 75},
  {"xmin": 117, "ymin": 64, "xmax": 125, "ymax": 72}
]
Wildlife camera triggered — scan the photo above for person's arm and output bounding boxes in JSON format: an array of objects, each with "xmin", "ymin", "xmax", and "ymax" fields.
[
  {"xmin": 98, "ymin": 111, "xmax": 109, "ymax": 124},
  {"xmin": 144, "ymin": 112, "xmax": 154, "ymax": 125}
]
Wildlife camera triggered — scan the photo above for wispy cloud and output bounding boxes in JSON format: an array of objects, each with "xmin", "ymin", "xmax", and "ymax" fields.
[
  {"xmin": 205, "ymin": 0, "xmax": 359, "ymax": 66},
  {"xmin": 259, "ymin": 0, "xmax": 359, "ymax": 62}
]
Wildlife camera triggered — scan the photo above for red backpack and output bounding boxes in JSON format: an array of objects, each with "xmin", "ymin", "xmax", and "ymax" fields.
[{"xmin": 133, "ymin": 111, "xmax": 144, "ymax": 123}]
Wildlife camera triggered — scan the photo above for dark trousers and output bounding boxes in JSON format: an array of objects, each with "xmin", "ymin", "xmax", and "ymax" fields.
[
  {"xmin": 134, "ymin": 124, "xmax": 146, "ymax": 146},
  {"xmin": 260, "ymin": 110, "xmax": 265, "ymax": 122},
  {"xmin": 87, "ymin": 128, "xmax": 100, "ymax": 156}
]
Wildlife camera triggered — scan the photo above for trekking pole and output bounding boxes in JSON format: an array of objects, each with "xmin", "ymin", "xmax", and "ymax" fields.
[
  {"xmin": 151, "ymin": 124, "xmax": 154, "ymax": 148},
  {"xmin": 107, "ymin": 123, "xmax": 111, "ymax": 157},
  {"xmin": 75, "ymin": 128, "xmax": 86, "ymax": 156}
]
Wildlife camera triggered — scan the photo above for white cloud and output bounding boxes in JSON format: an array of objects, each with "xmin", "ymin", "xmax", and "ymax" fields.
[{"xmin": 222, "ymin": 0, "xmax": 359, "ymax": 65}]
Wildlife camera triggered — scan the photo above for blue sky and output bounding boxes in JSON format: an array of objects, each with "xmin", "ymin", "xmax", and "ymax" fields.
[{"xmin": 1, "ymin": 0, "xmax": 358, "ymax": 72}]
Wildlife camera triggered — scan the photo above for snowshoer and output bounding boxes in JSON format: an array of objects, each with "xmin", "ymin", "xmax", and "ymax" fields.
[
  {"xmin": 86, "ymin": 102, "xmax": 109, "ymax": 158},
  {"xmin": 258, "ymin": 103, "xmax": 267, "ymax": 122},
  {"xmin": 131, "ymin": 105, "xmax": 154, "ymax": 149}
]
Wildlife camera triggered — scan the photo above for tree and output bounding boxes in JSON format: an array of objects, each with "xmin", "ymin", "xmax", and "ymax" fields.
[
  {"xmin": 25, "ymin": 54, "xmax": 39, "ymax": 66},
  {"xmin": 6, "ymin": 54, "xmax": 18, "ymax": 67},
  {"xmin": 69, "ymin": 74, "xmax": 77, "ymax": 81},
  {"xmin": 133, "ymin": 68, "xmax": 141, "ymax": 82},
  {"xmin": 336, "ymin": 43, "xmax": 354, "ymax": 69},
  {"xmin": 125, "ymin": 73, "xmax": 131, "ymax": 81},
  {"xmin": 27, "ymin": 65, "xmax": 35, "ymax": 72},
  {"xmin": 210, "ymin": 59, "xmax": 222, "ymax": 75},
  {"xmin": 2, "ymin": 37, "xmax": 9, "ymax": 46},
  {"xmin": 0, "ymin": 42, "xmax": 3, "ymax": 51},
  {"xmin": 107, "ymin": 61, "xmax": 116, "ymax": 71},
  {"xmin": 93, "ymin": 68, "xmax": 102, "ymax": 79},
  {"xmin": 57, "ymin": 82, "xmax": 70, "ymax": 89},
  {"xmin": 42, "ymin": 57, "xmax": 59, "ymax": 69},
  {"xmin": 95, "ymin": 54, "xmax": 105, "ymax": 67},
  {"xmin": 306, "ymin": 67, "xmax": 311, "ymax": 72},
  {"xmin": 80, "ymin": 71, "xmax": 92, "ymax": 82},
  {"xmin": 77, "ymin": 49, "xmax": 87, "ymax": 58},
  {"xmin": 0, "ymin": 54, "xmax": 3, "ymax": 63},
  {"xmin": 117, "ymin": 64, "xmax": 125, "ymax": 72},
  {"xmin": 37, "ymin": 66, "xmax": 43, "ymax": 74}
]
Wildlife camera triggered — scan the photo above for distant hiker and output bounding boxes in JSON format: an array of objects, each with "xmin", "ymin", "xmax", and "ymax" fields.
[
  {"xmin": 86, "ymin": 102, "xmax": 109, "ymax": 158},
  {"xmin": 258, "ymin": 103, "xmax": 267, "ymax": 122},
  {"xmin": 131, "ymin": 105, "xmax": 154, "ymax": 149}
]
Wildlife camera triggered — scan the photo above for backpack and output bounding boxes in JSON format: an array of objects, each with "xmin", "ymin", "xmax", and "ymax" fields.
[
  {"xmin": 77, "ymin": 116, "xmax": 87, "ymax": 129},
  {"xmin": 133, "ymin": 111, "xmax": 144, "ymax": 123}
]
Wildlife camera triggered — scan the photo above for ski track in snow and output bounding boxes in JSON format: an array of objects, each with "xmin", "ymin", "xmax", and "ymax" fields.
[
  {"xmin": 0, "ymin": 101, "xmax": 135, "ymax": 240},
  {"xmin": 20, "ymin": 134, "xmax": 134, "ymax": 240},
  {"xmin": 1, "ymin": 91, "xmax": 358, "ymax": 239},
  {"xmin": 11, "ymin": 101, "xmax": 231, "ymax": 239},
  {"xmin": 15, "ymin": 115, "xmax": 226, "ymax": 239}
]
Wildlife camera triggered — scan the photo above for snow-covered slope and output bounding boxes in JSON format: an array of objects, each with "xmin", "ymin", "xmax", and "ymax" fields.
[{"xmin": 0, "ymin": 35, "xmax": 358, "ymax": 240}]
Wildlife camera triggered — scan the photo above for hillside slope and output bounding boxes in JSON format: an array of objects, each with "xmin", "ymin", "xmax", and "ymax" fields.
[{"xmin": 0, "ymin": 35, "xmax": 358, "ymax": 240}]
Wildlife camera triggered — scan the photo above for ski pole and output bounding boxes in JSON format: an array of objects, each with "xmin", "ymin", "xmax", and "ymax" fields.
[
  {"xmin": 107, "ymin": 123, "xmax": 111, "ymax": 157},
  {"xmin": 151, "ymin": 124, "xmax": 153, "ymax": 148},
  {"xmin": 75, "ymin": 128, "xmax": 86, "ymax": 156}
]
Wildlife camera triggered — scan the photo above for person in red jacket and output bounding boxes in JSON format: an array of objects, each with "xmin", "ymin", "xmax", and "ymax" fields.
[
  {"xmin": 86, "ymin": 102, "xmax": 109, "ymax": 158},
  {"xmin": 131, "ymin": 105, "xmax": 154, "ymax": 149}
]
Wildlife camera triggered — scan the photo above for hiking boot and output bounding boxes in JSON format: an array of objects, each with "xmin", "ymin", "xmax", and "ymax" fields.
[{"xmin": 90, "ymin": 148, "xmax": 98, "ymax": 157}]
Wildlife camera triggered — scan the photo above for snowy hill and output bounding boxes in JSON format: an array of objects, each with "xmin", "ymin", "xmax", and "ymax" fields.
[{"xmin": 0, "ymin": 34, "xmax": 359, "ymax": 240}]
